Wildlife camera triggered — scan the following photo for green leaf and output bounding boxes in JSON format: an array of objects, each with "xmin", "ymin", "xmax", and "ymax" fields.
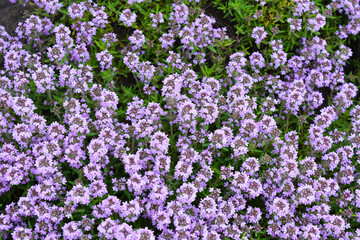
[
  {"xmin": 200, "ymin": 67, "xmax": 207, "ymax": 76},
  {"xmin": 208, "ymin": 46, "xmax": 217, "ymax": 53},
  {"xmin": 59, "ymin": 9, "xmax": 68, "ymax": 15},
  {"xmin": 191, "ymin": 47, "xmax": 198, "ymax": 55},
  {"xmin": 95, "ymin": 40, "xmax": 105, "ymax": 50},
  {"xmin": 133, "ymin": 3, "xmax": 145, "ymax": 14}
]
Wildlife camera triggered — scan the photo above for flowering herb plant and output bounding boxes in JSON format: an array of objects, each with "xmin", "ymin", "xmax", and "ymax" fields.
[{"xmin": 0, "ymin": 0, "xmax": 360, "ymax": 239}]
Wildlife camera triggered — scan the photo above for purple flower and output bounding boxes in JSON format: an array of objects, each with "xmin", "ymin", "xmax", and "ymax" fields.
[
  {"xmin": 159, "ymin": 32, "xmax": 175, "ymax": 50},
  {"xmin": 230, "ymin": 135, "xmax": 249, "ymax": 157},
  {"xmin": 47, "ymin": 44, "xmax": 66, "ymax": 64},
  {"xmin": 12, "ymin": 123, "xmax": 33, "ymax": 146},
  {"xmin": 68, "ymin": 2, "xmax": 85, "ymax": 19},
  {"xmin": 199, "ymin": 196, "xmax": 217, "ymax": 219},
  {"xmin": 98, "ymin": 218, "xmax": 117, "ymax": 239},
  {"xmin": 307, "ymin": 13, "xmax": 326, "ymax": 32},
  {"xmin": 102, "ymin": 33, "xmax": 118, "ymax": 47},
  {"xmin": 114, "ymin": 223, "xmax": 134, "ymax": 239},
  {"xmin": 87, "ymin": 138, "xmax": 108, "ymax": 162},
  {"xmin": 138, "ymin": 61, "xmax": 156, "ymax": 81},
  {"xmin": 70, "ymin": 43, "xmax": 90, "ymax": 63},
  {"xmin": 242, "ymin": 157, "xmax": 260, "ymax": 175},
  {"xmin": 53, "ymin": 24, "xmax": 74, "ymax": 49},
  {"xmin": 247, "ymin": 178, "xmax": 263, "ymax": 198},
  {"xmin": 301, "ymin": 223, "xmax": 320, "ymax": 240},
  {"xmin": 120, "ymin": 9, "xmax": 137, "ymax": 27},
  {"xmin": 230, "ymin": 171, "xmax": 249, "ymax": 192},
  {"xmin": 136, "ymin": 227, "xmax": 155, "ymax": 240},
  {"xmin": 176, "ymin": 182, "xmax": 198, "ymax": 204},
  {"xmin": 96, "ymin": 50, "xmax": 114, "ymax": 71},
  {"xmin": 11, "ymin": 226, "xmax": 33, "ymax": 240},
  {"xmin": 92, "ymin": 202, "xmax": 112, "ymax": 219},
  {"xmin": 177, "ymin": 100, "xmax": 197, "ymax": 124},
  {"xmin": 90, "ymin": 5, "xmax": 109, "ymax": 28},
  {"xmin": 153, "ymin": 210, "xmax": 171, "ymax": 230},
  {"xmin": 239, "ymin": 118, "xmax": 259, "ymax": 140},
  {"xmin": 246, "ymin": 206, "xmax": 262, "ymax": 223},
  {"xmin": 296, "ymin": 184, "xmax": 315, "ymax": 205},
  {"xmin": 270, "ymin": 49, "xmax": 287, "ymax": 69},
  {"xmin": 11, "ymin": 96, "xmax": 36, "ymax": 116},
  {"xmin": 90, "ymin": 179, "xmax": 108, "ymax": 198},
  {"xmin": 153, "ymin": 155, "xmax": 171, "ymax": 175},
  {"xmin": 35, "ymin": 0, "xmax": 63, "ymax": 14},
  {"xmin": 121, "ymin": 198, "xmax": 144, "ymax": 222},
  {"xmin": 31, "ymin": 63, "xmax": 56, "ymax": 93},
  {"xmin": 251, "ymin": 26, "xmax": 267, "ymax": 44},
  {"xmin": 249, "ymin": 51, "xmax": 265, "ymax": 71},
  {"xmin": 209, "ymin": 129, "xmax": 228, "ymax": 149},
  {"xmin": 337, "ymin": 165, "xmax": 355, "ymax": 185},
  {"xmin": 174, "ymin": 160, "xmax": 193, "ymax": 181},
  {"xmin": 281, "ymin": 222, "xmax": 299, "ymax": 240},
  {"xmin": 65, "ymin": 184, "xmax": 91, "ymax": 205},
  {"xmin": 169, "ymin": 3, "xmax": 189, "ymax": 25},
  {"xmin": 81, "ymin": 215, "xmax": 95, "ymax": 232},
  {"xmin": 150, "ymin": 131, "xmax": 170, "ymax": 153},
  {"xmin": 127, "ymin": 173, "xmax": 148, "ymax": 195},
  {"xmin": 63, "ymin": 221, "xmax": 83, "ymax": 240},
  {"xmin": 4, "ymin": 49, "xmax": 22, "ymax": 72},
  {"xmin": 321, "ymin": 152, "xmax": 340, "ymax": 171},
  {"xmin": 288, "ymin": 18, "xmax": 302, "ymax": 32},
  {"xmin": 269, "ymin": 197, "xmax": 290, "ymax": 217},
  {"xmin": 129, "ymin": 30, "xmax": 145, "ymax": 48},
  {"xmin": 161, "ymin": 73, "xmax": 183, "ymax": 98},
  {"xmin": 128, "ymin": 0, "xmax": 146, "ymax": 4},
  {"xmin": 150, "ymin": 12, "xmax": 164, "ymax": 28},
  {"xmin": 299, "ymin": 157, "xmax": 317, "ymax": 178}
]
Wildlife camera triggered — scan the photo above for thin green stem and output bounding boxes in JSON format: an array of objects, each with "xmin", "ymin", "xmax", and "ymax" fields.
[
  {"xmin": 47, "ymin": 89, "xmax": 53, "ymax": 104},
  {"xmin": 285, "ymin": 112, "xmax": 290, "ymax": 133},
  {"xmin": 261, "ymin": 140, "xmax": 271, "ymax": 155}
]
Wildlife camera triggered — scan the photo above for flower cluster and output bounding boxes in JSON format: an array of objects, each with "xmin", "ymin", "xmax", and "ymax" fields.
[{"xmin": 1, "ymin": 0, "xmax": 360, "ymax": 239}]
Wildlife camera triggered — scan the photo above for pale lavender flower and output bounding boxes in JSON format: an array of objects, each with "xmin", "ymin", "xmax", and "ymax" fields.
[
  {"xmin": 63, "ymin": 221, "xmax": 83, "ymax": 240},
  {"xmin": 102, "ymin": 33, "xmax": 118, "ymax": 47},
  {"xmin": 11, "ymin": 226, "xmax": 33, "ymax": 240},
  {"xmin": 209, "ymin": 129, "xmax": 228, "ymax": 149},
  {"xmin": 296, "ymin": 184, "xmax": 315, "ymax": 205},
  {"xmin": 159, "ymin": 33, "xmax": 175, "ymax": 50},
  {"xmin": 246, "ymin": 206, "xmax": 262, "ymax": 223},
  {"xmin": 269, "ymin": 197, "xmax": 290, "ymax": 217},
  {"xmin": 65, "ymin": 184, "xmax": 91, "ymax": 205},
  {"xmin": 150, "ymin": 12, "xmax": 164, "ymax": 28},
  {"xmin": 288, "ymin": 18, "xmax": 302, "ymax": 32},
  {"xmin": 150, "ymin": 131, "xmax": 170, "ymax": 153},
  {"xmin": 11, "ymin": 96, "xmax": 36, "ymax": 117},
  {"xmin": 68, "ymin": 2, "xmax": 85, "ymax": 19},
  {"xmin": 129, "ymin": 30, "xmax": 146, "ymax": 48},
  {"xmin": 96, "ymin": 50, "xmax": 114, "ymax": 71},
  {"xmin": 169, "ymin": 3, "xmax": 189, "ymax": 25},
  {"xmin": 307, "ymin": 13, "xmax": 326, "ymax": 32},
  {"xmin": 251, "ymin": 26, "xmax": 267, "ymax": 44},
  {"xmin": 120, "ymin": 9, "xmax": 137, "ymax": 27}
]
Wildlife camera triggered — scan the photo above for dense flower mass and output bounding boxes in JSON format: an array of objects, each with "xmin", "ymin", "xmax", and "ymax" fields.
[{"xmin": 0, "ymin": 0, "xmax": 360, "ymax": 239}]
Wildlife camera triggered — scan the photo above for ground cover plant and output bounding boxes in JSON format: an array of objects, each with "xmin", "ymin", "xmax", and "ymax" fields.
[{"xmin": 0, "ymin": 0, "xmax": 360, "ymax": 239}]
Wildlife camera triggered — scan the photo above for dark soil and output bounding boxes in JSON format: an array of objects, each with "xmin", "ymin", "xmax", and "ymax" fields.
[
  {"xmin": 344, "ymin": 38, "xmax": 360, "ymax": 103},
  {"xmin": 0, "ymin": 0, "xmax": 34, "ymax": 36},
  {"xmin": 203, "ymin": 0, "xmax": 238, "ymax": 41},
  {"xmin": 109, "ymin": 20, "xmax": 138, "ymax": 88}
]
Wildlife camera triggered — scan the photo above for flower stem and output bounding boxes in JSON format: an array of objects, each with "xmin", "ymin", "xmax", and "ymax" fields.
[{"xmin": 285, "ymin": 112, "xmax": 290, "ymax": 133}]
